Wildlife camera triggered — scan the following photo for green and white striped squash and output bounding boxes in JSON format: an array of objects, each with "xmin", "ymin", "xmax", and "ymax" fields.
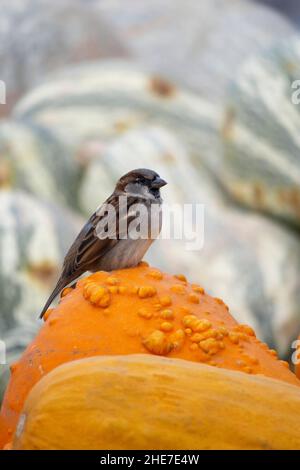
[
  {"xmin": 98, "ymin": 0, "xmax": 295, "ymax": 103},
  {"xmin": 0, "ymin": 0, "xmax": 125, "ymax": 115},
  {"xmin": 0, "ymin": 366, "xmax": 9, "ymax": 404},
  {"xmin": 0, "ymin": 120, "xmax": 80, "ymax": 207},
  {"xmin": 13, "ymin": 60, "xmax": 220, "ymax": 167},
  {"xmin": 223, "ymin": 35, "xmax": 300, "ymax": 226},
  {"xmin": 0, "ymin": 190, "xmax": 82, "ymax": 363}
]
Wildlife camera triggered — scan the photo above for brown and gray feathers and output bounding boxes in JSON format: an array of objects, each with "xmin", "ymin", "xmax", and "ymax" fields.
[{"xmin": 39, "ymin": 169, "xmax": 167, "ymax": 318}]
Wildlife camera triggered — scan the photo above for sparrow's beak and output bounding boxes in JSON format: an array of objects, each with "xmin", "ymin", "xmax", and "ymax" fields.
[{"xmin": 152, "ymin": 177, "xmax": 167, "ymax": 188}]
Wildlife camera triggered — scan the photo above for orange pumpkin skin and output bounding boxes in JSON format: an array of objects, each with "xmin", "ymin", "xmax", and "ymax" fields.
[{"xmin": 0, "ymin": 263, "xmax": 298, "ymax": 448}]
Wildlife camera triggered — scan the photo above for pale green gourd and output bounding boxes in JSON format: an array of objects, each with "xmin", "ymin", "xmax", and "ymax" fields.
[{"xmin": 223, "ymin": 35, "xmax": 300, "ymax": 226}]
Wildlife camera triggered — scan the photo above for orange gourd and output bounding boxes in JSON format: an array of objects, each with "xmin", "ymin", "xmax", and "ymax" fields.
[
  {"xmin": 13, "ymin": 355, "xmax": 300, "ymax": 450},
  {"xmin": 1, "ymin": 263, "xmax": 299, "ymax": 448}
]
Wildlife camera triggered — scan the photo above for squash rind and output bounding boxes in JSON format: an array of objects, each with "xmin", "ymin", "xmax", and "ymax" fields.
[{"xmin": 13, "ymin": 354, "xmax": 300, "ymax": 450}]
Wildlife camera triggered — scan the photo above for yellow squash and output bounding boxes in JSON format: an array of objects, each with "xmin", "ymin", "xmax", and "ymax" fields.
[{"xmin": 13, "ymin": 354, "xmax": 300, "ymax": 450}]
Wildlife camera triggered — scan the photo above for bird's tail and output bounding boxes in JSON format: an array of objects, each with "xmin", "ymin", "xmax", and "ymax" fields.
[
  {"xmin": 39, "ymin": 277, "xmax": 66, "ymax": 319},
  {"xmin": 40, "ymin": 272, "xmax": 80, "ymax": 319}
]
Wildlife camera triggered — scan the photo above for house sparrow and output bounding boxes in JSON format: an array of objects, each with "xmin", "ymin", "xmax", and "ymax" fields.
[{"xmin": 40, "ymin": 168, "xmax": 167, "ymax": 318}]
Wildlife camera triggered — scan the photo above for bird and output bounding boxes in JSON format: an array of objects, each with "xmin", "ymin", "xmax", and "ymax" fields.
[{"xmin": 40, "ymin": 168, "xmax": 167, "ymax": 318}]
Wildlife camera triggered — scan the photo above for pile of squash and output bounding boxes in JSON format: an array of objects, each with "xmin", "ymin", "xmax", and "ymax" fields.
[{"xmin": 1, "ymin": 263, "xmax": 300, "ymax": 450}]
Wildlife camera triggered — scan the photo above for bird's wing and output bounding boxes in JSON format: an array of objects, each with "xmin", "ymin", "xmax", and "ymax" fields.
[
  {"xmin": 40, "ymin": 204, "xmax": 119, "ymax": 319},
  {"xmin": 40, "ymin": 194, "xmax": 152, "ymax": 319},
  {"xmin": 62, "ymin": 194, "xmax": 140, "ymax": 278}
]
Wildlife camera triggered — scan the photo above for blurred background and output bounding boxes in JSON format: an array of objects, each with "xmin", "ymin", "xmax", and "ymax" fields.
[{"xmin": 1, "ymin": 0, "xmax": 300, "ymax": 397}]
